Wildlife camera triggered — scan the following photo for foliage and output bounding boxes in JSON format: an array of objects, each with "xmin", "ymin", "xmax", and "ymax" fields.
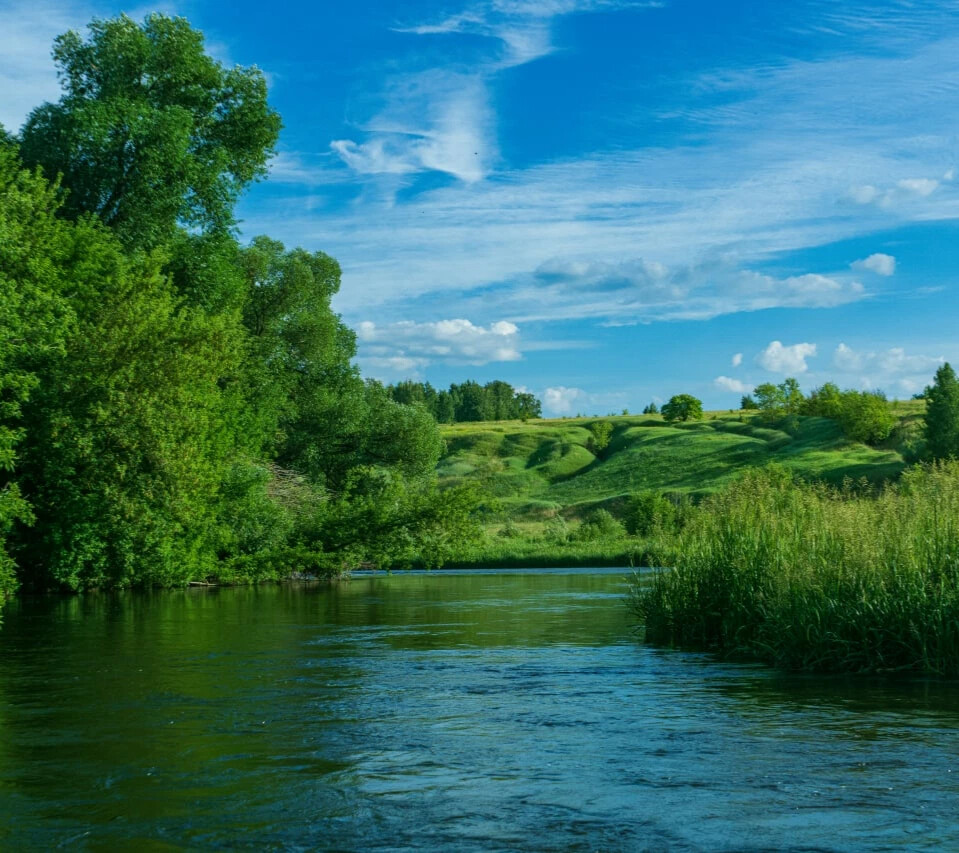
[
  {"xmin": 587, "ymin": 420, "xmax": 613, "ymax": 452},
  {"xmin": 0, "ymin": 148, "xmax": 73, "ymax": 597},
  {"xmin": 739, "ymin": 395, "xmax": 758, "ymax": 410},
  {"xmin": 19, "ymin": 13, "xmax": 281, "ymax": 249},
  {"xmin": 661, "ymin": 394, "xmax": 703, "ymax": 423},
  {"xmin": 835, "ymin": 390, "xmax": 895, "ymax": 445},
  {"xmin": 630, "ymin": 462, "xmax": 959, "ymax": 675},
  {"xmin": 624, "ymin": 491, "xmax": 690, "ymax": 536},
  {"xmin": 573, "ymin": 508, "xmax": 624, "ymax": 542},
  {"xmin": 0, "ymin": 14, "xmax": 482, "ymax": 596},
  {"xmin": 386, "ymin": 379, "xmax": 542, "ymax": 423},
  {"xmin": 753, "ymin": 378, "xmax": 804, "ymax": 420},
  {"xmin": 924, "ymin": 363, "xmax": 959, "ymax": 460},
  {"xmin": 642, "ymin": 402, "xmax": 659, "ymax": 414},
  {"xmin": 802, "ymin": 382, "xmax": 842, "ymax": 419}
]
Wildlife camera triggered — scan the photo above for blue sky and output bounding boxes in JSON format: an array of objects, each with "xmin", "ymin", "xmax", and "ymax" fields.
[{"xmin": 2, "ymin": 0, "xmax": 958, "ymax": 414}]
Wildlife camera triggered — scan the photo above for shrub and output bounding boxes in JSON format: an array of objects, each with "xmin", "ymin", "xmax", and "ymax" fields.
[{"xmin": 575, "ymin": 508, "xmax": 624, "ymax": 541}]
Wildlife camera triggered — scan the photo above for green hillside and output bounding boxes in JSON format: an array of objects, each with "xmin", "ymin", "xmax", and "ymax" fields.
[{"xmin": 437, "ymin": 405, "xmax": 924, "ymax": 566}]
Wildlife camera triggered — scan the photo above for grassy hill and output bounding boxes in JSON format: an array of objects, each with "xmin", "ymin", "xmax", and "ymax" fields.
[{"xmin": 437, "ymin": 403, "xmax": 925, "ymax": 566}]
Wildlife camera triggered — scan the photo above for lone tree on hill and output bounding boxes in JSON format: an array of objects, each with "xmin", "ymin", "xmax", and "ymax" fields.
[
  {"xmin": 661, "ymin": 394, "xmax": 703, "ymax": 423},
  {"xmin": 924, "ymin": 362, "xmax": 959, "ymax": 460}
]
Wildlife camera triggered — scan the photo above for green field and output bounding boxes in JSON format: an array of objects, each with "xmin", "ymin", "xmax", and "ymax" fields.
[{"xmin": 438, "ymin": 404, "xmax": 924, "ymax": 565}]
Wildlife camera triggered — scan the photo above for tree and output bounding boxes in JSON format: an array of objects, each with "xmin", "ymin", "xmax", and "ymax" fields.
[
  {"xmin": 19, "ymin": 14, "xmax": 281, "ymax": 249},
  {"xmin": 740, "ymin": 395, "xmax": 758, "ymax": 410},
  {"xmin": 452, "ymin": 381, "xmax": 493, "ymax": 423},
  {"xmin": 434, "ymin": 390, "xmax": 455, "ymax": 424},
  {"xmin": 924, "ymin": 363, "xmax": 959, "ymax": 460},
  {"xmin": 642, "ymin": 402, "xmax": 659, "ymax": 415},
  {"xmin": 515, "ymin": 392, "xmax": 541, "ymax": 421},
  {"xmin": 803, "ymin": 382, "xmax": 842, "ymax": 419},
  {"xmin": 780, "ymin": 377, "xmax": 804, "ymax": 414},
  {"xmin": 836, "ymin": 390, "xmax": 894, "ymax": 445},
  {"xmin": 588, "ymin": 421, "xmax": 613, "ymax": 453},
  {"xmin": 661, "ymin": 394, "xmax": 703, "ymax": 423}
]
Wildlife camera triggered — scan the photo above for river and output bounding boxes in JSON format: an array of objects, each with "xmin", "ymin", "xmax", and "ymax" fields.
[{"xmin": 2, "ymin": 568, "xmax": 958, "ymax": 850}]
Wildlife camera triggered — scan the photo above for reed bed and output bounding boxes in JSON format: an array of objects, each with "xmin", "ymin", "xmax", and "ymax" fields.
[{"xmin": 630, "ymin": 461, "xmax": 959, "ymax": 675}]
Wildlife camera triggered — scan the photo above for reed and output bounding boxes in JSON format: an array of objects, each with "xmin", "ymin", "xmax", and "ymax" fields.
[{"xmin": 630, "ymin": 461, "xmax": 959, "ymax": 675}]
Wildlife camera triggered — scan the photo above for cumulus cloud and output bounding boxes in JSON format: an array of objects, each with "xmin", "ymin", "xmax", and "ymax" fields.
[
  {"xmin": 714, "ymin": 376, "xmax": 750, "ymax": 393},
  {"xmin": 731, "ymin": 352, "xmax": 743, "ymax": 367},
  {"xmin": 757, "ymin": 341, "xmax": 817, "ymax": 374},
  {"xmin": 833, "ymin": 342, "xmax": 943, "ymax": 378},
  {"xmin": 542, "ymin": 386, "xmax": 586, "ymax": 415},
  {"xmin": 355, "ymin": 318, "xmax": 522, "ymax": 376},
  {"xmin": 851, "ymin": 253, "xmax": 896, "ymax": 276}
]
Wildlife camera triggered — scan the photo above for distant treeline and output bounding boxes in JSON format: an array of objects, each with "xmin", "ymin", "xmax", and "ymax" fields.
[{"xmin": 385, "ymin": 380, "xmax": 542, "ymax": 423}]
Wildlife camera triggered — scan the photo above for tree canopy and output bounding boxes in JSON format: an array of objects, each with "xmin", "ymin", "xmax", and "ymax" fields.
[
  {"xmin": 19, "ymin": 14, "xmax": 281, "ymax": 248},
  {"xmin": 661, "ymin": 394, "xmax": 703, "ymax": 423},
  {"xmin": 924, "ymin": 363, "xmax": 959, "ymax": 460}
]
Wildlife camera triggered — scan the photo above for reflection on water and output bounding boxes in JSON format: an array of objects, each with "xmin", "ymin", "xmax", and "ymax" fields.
[{"xmin": 2, "ymin": 569, "xmax": 958, "ymax": 850}]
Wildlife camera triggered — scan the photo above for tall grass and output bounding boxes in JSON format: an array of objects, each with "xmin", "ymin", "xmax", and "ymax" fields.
[{"xmin": 630, "ymin": 462, "xmax": 959, "ymax": 675}]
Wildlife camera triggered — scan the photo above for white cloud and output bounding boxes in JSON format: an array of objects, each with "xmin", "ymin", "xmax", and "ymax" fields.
[
  {"xmin": 542, "ymin": 386, "xmax": 586, "ymax": 415},
  {"xmin": 758, "ymin": 341, "xmax": 817, "ymax": 374},
  {"xmin": 833, "ymin": 342, "xmax": 943, "ymax": 378},
  {"xmin": 231, "ymin": 4, "xmax": 959, "ymax": 336},
  {"xmin": 897, "ymin": 177, "xmax": 938, "ymax": 197},
  {"xmin": 335, "ymin": 0, "xmax": 662, "ymax": 185},
  {"xmin": 848, "ymin": 176, "xmax": 943, "ymax": 209},
  {"xmin": 714, "ymin": 376, "xmax": 750, "ymax": 393},
  {"xmin": 731, "ymin": 352, "xmax": 743, "ymax": 367},
  {"xmin": 851, "ymin": 252, "xmax": 896, "ymax": 276},
  {"xmin": 833, "ymin": 342, "xmax": 863, "ymax": 371},
  {"xmin": 355, "ymin": 317, "xmax": 523, "ymax": 377},
  {"xmin": 456, "ymin": 258, "xmax": 866, "ymax": 325},
  {"xmin": 331, "ymin": 73, "xmax": 494, "ymax": 183}
]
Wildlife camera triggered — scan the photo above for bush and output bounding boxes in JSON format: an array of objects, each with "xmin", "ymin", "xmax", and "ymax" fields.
[
  {"xmin": 624, "ymin": 492, "xmax": 675, "ymax": 536},
  {"xmin": 837, "ymin": 390, "xmax": 894, "ymax": 444},
  {"xmin": 574, "ymin": 508, "xmax": 624, "ymax": 541},
  {"xmin": 588, "ymin": 420, "xmax": 614, "ymax": 452}
]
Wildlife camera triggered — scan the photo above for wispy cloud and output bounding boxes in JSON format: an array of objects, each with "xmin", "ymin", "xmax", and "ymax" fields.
[{"xmin": 331, "ymin": 0, "xmax": 659, "ymax": 183}]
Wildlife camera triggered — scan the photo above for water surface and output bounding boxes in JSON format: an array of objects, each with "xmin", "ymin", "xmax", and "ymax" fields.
[{"xmin": 2, "ymin": 569, "xmax": 958, "ymax": 850}]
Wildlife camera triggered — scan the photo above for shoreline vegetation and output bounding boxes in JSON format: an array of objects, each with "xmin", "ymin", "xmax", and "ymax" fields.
[{"xmin": 629, "ymin": 461, "xmax": 959, "ymax": 677}]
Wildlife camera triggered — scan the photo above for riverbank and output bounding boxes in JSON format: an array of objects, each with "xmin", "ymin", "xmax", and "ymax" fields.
[{"xmin": 629, "ymin": 461, "xmax": 959, "ymax": 676}]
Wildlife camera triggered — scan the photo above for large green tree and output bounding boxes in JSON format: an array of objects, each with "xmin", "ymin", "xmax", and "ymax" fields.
[
  {"xmin": 661, "ymin": 394, "xmax": 703, "ymax": 423},
  {"xmin": 925, "ymin": 363, "xmax": 959, "ymax": 460},
  {"xmin": 19, "ymin": 13, "xmax": 281, "ymax": 249}
]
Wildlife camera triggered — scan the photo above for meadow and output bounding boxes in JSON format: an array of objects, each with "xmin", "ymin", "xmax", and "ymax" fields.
[{"xmin": 437, "ymin": 403, "xmax": 923, "ymax": 567}]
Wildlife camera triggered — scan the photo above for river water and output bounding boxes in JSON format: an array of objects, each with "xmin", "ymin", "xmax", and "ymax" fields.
[{"xmin": 2, "ymin": 568, "xmax": 958, "ymax": 850}]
